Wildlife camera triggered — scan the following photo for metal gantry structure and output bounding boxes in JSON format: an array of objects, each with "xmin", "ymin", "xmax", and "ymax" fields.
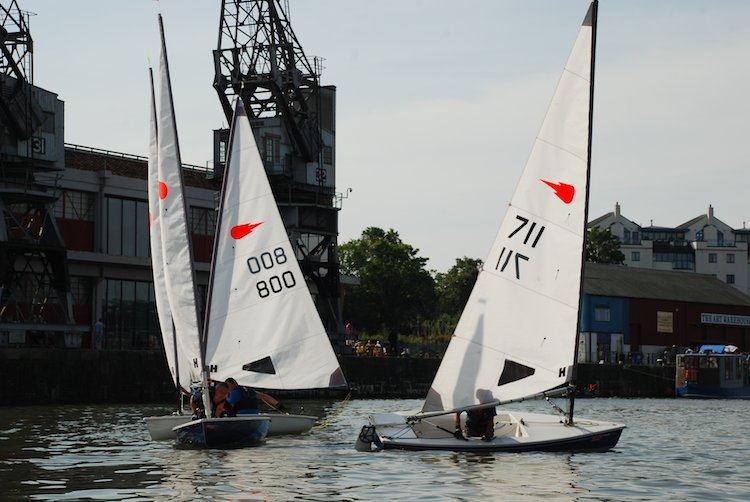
[
  {"xmin": 213, "ymin": 0, "xmax": 343, "ymax": 345},
  {"xmin": 0, "ymin": 0, "xmax": 74, "ymax": 337}
]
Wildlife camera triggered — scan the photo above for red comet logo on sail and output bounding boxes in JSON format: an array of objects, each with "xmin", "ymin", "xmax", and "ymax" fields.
[
  {"xmin": 230, "ymin": 222, "xmax": 264, "ymax": 240},
  {"xmin": 158, "ymin": 181, "xmax": 169, "ymax": 200},
  {"xmin": 540, "ymin": 179, "xmax": 575, "ymax": 204}
]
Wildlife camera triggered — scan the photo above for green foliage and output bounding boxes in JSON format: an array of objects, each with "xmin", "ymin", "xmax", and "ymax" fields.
[
  {"xmin": 435, "ymin": 257, "xmax": 482, "ymax": 317},
  {"xmin": 585, "ymin": 227, "xmax": 625, "ymax": 264},
  {"xmin": 340, "ymin": 227, "xmax": 436, "ymax": 333}
]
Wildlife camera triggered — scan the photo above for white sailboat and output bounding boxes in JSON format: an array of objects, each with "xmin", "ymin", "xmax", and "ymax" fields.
[
  {"xmin": 146, "ymin": 14, "xmax": 346, "ymax": 444},
  {"xmin": 143, "ymin": 65, "xmax": 197, "ymax": 441},
  {"xmin": 145, "ymin": 15, "xmax": 269, "ymax": 445},
  {"xmin": 356, "ymin": 0, "xmax": 624, "ymax": 452},
  {"xmin": 175, "ymin": 99, "xmax": 348, "ymax": 446}
]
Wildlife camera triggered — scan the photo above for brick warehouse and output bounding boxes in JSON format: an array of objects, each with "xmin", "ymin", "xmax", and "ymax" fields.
[{"xmin": 579, "ymin": 263, "xmax": 750, "ymax": 364}]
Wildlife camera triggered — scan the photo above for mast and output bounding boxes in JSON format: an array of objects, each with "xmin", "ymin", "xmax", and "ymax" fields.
[
  {"xmin": 157, "ymin": 14, "xmax": 210, "ymax": 416},
  {"xmin": 568, "ymin": 0, "xmax": 598, "ymax": 424}
]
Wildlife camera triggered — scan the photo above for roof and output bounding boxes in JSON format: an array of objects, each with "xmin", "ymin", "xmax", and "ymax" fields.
[
  {"xmin": 641, "ymin": 226, "xmax": 686, "ymax": 232},
  {"xmin": 587, "ymin": 212, "xmax": 613, "ymax": 227},
  {"xmin": 64, "ymin": 146, "xmax": 220, "ymax": 190},
  {"xmin": 584, "ymin": 263, "xmax": 750, "ymax": 307}
]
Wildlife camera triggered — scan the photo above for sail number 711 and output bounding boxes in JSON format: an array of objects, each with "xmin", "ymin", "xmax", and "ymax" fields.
[{"xmin": 494, "ymin": 215, "xmax": 545, "ymax": 280}]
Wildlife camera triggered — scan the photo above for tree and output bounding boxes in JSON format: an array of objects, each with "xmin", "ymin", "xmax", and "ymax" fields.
[
  {"xmin": 585, "ymin": 227, "xmax": 625, "ymax": 264},
  {"xmin": 435, "ymin": 257, "xmax": 482, "ymax": 317},
  {"xmin": 340, "ymin": 227, "xmax": 436, "ymax": 335}
]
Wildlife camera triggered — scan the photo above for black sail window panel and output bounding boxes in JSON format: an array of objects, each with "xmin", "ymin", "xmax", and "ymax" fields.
[
  {"xmin": 242, "ymin": 356, "xmax": 276, "ymax": 375},
  {"xmin": 498, "ymin": 360, "xmax": 536, "ymax": 386}
]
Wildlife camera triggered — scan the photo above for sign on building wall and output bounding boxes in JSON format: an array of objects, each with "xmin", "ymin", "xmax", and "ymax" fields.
[
  {"xmin": 700, "ymin": 312, "xmax": 750, "ymax": 327},
  {"xmin": 657, "ymin": 311, "xmax": 674, "ymax": 333}
]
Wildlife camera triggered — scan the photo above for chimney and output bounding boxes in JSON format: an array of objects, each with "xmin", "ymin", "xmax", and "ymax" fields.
[
  {"xmin": 708, "ymin": 204, "xmax": 714, "ymax": 224},
  {"xmin": 614, "ymin": 202, "xmax": 621, "ymax": 218}
]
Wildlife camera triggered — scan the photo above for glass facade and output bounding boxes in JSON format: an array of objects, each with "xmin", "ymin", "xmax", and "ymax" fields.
[
  {"xmin": 106, "ymin": 197, "xmax": 149, "ymax": 258},
  {"xmin": 103, "ymin": 278, "xmax": 161, "ymax": 350}
]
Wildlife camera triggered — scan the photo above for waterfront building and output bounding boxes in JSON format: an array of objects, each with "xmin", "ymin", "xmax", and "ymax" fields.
[
  {"xmin": 589, "ymin": 203, "xmax": 749, "ymax": 295},
  {"xmin": 579, "ymin": 263, "xmax": 750, "ymax": 364},
  {"xmin": 0, "ymin": 0, "xmax": 346, "ymax": 351}
]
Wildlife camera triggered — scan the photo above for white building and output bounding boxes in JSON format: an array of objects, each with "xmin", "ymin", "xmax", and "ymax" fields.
[{"xmin": 589, "ymin": 204, "xmax": 750, "ymax": 295}]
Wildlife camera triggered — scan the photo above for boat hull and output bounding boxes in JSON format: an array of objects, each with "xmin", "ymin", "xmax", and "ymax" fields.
[
  {"xmin": 145, "ymin": 413, "xmax": 316, "ymax": 440},
  {"xmin": 173, "ymin": 416, "xmax": 270, "ymax": 448},
  {"xmin": 364, "ymin": 409, "xmax": 624, "ymax": 453},
  {"xmin": 676, "ymin": 384, "xmax": 750, "ymax": 399}
]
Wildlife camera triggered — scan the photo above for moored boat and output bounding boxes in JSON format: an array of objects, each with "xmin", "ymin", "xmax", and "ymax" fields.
[{"xmin": 676, "ymin": 345, "xmax": 750, "ymax": 399}]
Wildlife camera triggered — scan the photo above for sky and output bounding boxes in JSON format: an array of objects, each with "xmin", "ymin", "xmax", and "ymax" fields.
[{"xmin": 23, "ymin": 0, "xmax": 750, "ymax": 271}]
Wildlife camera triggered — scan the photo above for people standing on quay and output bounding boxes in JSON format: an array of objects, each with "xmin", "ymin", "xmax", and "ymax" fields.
[{"xmin": 93, "ymin": 318, "xmax": 105, "ymax": 350}]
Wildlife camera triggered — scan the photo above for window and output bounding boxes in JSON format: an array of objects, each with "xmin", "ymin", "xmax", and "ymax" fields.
[
  {"xmin": 631, "ymin": 251, "xmax": 640, "ymax": 262},
  {"xmin": 594, "ymin": 306, "xmax": 611, "ymax": 322},
  {"xmin": 632, "ymin": 231, "xmax": 639, "ymax": 244},
  {"xmin": 189, "ymin": 206, "xmax": 217, "ymax": 236},
  {"xmin": 696, "ymin": 230, "xmax": 704, "ymax": 242},
  {"xmin": 717, "ymin": 231, "xmax": 724, "ymax": 245},
  {"xmin": 322, "ymin": 146, "xmax": 333, "ymax": 165},
  {"xmin": 727, "ymin": 274, "xmax": 735, "ymax": 284},
  {"xmin": 624, "ymin": 229, "xmax": 631, "ymax": 243},
  {"xmin": 708, "ymin": 253, "xmax": 717, "ymax": 263},
  {"xmin": 727, "ymin": 253, "xmax": 735, "ymax": 264},
  {"xmin": 103, "ymin": 278, "xmax": 159, "ymax": 350},
  {"xmin": 42, "ymin": 111, "xmax": 55, "ymax": 134},
  {"xmin": 106, "ymin": 197, "xmax": 149, "ymax": 258},
  {"xmin": 263, "ymin": 136, "xmax": 280, "ymax": 165},
  {"xmin": 54, "ymin": 190, "xmax": 95, "ymax": 221}
]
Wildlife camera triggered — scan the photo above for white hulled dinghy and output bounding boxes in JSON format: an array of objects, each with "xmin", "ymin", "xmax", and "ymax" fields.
[
  {"xmin": 191, "ymin": 97, "xmax": 347, "ymax": 437},
  {"xmin": 145, "ymin": 14, "xmax": 346, "ymax": 445},
  {"xmin": 356, "ymin": 0, "xmax": 623, "ymax": 453}
]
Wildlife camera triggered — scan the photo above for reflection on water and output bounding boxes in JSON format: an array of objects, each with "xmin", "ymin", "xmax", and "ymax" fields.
[{"xmin": 1, "ymin": 398, "xmax": 749, "ymax": 500}]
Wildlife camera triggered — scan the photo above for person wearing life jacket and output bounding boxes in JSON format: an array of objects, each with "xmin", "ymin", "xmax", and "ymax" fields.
[
  {"xmin": 224, "ymin": 377, "xmax": 286, "ymax": 416},
  {"xmin": 212, "ymin": 382, "xmax": 230, "ymax": 418},
  {"xmin": 454, "ymin": 407, "xmax": 496, "ymax": 442}
]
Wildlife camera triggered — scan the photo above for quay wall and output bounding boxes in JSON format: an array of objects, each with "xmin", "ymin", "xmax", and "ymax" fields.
[{"xmin": 0, "ymin": 349, "xmax": 674, "ymax": 405}]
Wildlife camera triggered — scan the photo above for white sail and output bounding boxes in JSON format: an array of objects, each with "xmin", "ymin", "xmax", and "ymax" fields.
[
  {"xmin": 204, "ymin": 101, "xmax": 346, "ymax": 390},
  {"xmin": 423, "ymin": 3, "xmax": 595, "ymax": 412},
  {"xmin": 155, "ymin": 16, "xmax": 202, "ymax": 387},
  {"xmin": 147, "ymin": 70, "xmax": 183, "ymax": 390}
]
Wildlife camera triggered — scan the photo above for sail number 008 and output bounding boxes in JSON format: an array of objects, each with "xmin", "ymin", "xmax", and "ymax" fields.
[{"xmin": 246, "ymin": 247, "xmax": 297, "ymax": 298}]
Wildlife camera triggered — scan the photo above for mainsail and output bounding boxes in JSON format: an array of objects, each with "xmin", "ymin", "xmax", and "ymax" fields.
[
  {"xmin": 423, "ymin": 2, "xmax": 596, "ymax": 413},
  {"xmin": 147, "ymin": 69, "xmax": 188, "ymax": 391},
  {"xmin": 154, "ymin": 15, "xmax": 202, "ymax": 387},
  {"xmin": 203, "ymin": 101, "xmax": 346, "ymax": 390}
]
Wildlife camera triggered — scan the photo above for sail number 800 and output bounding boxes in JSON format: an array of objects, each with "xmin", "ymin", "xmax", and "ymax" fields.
[{"xmin": 246, "ymin": 247, "xmax": 297, "ymax": 298}]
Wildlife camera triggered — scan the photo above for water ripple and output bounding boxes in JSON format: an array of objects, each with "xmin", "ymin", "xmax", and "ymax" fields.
[{"xmin": 0, "ymin": 399, "xmax": 749, "ymax": 500}]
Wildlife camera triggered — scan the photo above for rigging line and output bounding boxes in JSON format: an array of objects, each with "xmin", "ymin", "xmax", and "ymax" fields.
[
  {"xmin": 312, "ymin": 391, "xmax": 352, "ymax": 430},
  {"xmin": 618, "ymin": 365, "xmax": 676, "ymax": 382}
]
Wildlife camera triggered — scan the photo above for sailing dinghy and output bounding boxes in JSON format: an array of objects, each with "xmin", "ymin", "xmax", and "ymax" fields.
[
  {"xmin": 190, "ymin": 97, "xmax": 347, "ymax": 437},
  {"xmin": 356, "ymin": 0, "xmax": 623, "ymax": 453},
  {"xmin": 145, "ymin": 14, "xmax": 346, "ymax": 445},
  {"xmin": 143, "ymin": 15, "xmax": 271, "ymax": 447}
]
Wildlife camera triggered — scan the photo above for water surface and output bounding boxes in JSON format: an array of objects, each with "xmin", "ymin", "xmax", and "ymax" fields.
[{"xmin": 1, "ymin": 398, "xmax": 748, "ymax": 500}]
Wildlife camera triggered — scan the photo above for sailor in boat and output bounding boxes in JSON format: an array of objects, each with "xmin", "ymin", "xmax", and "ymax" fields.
[
  {"xmin": 224, "ymin": 378, "xmax": 287, "ymax": 416},
  {"xmin": 212, "ymin": 382, "xmax": 230, "ymax": 417},
  {"xmin": 454, "ymin": 407, "xmax": 497, "ymax": 442}
]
